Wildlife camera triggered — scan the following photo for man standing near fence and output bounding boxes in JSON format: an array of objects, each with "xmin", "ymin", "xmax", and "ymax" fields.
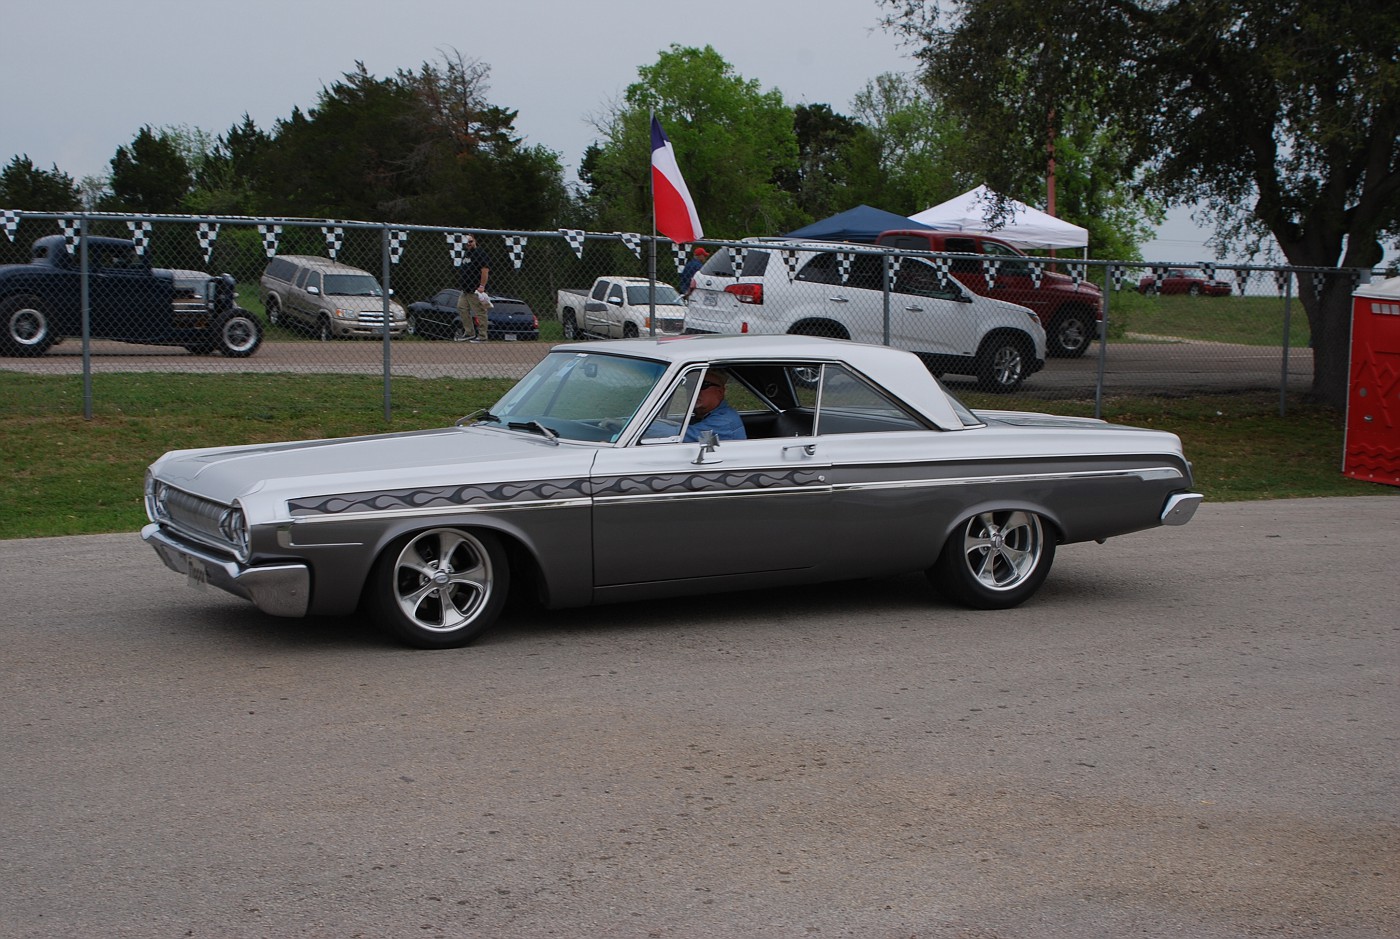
[{"xmin": 456, "ymin": 234, "xmax": 492, "ymax": 342}]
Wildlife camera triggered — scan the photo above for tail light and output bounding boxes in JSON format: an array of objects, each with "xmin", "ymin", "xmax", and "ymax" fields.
[{"xmin": 725, "ymin": 283, "xmax": 764, "ymax": 305}]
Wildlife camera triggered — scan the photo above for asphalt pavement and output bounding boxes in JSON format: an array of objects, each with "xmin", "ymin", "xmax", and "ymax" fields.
[{"xmin": 1, "ymin": 495, "xmax": 1396, "ymax": 938}]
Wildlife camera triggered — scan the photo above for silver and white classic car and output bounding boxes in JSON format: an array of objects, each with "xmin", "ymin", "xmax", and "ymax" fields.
[{"xmin": 142, "ymin": 335, "xmax": 1201, "ymax": 648}]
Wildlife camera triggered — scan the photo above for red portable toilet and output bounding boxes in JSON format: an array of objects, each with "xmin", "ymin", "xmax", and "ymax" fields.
[{"xmin": 1344, "ymin": 275, "xmax": 1400, "ymax": 486}]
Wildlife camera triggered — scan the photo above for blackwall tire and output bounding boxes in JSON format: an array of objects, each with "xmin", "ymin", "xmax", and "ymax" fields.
[
  {"xmin": 370, "ymin": 528, "xmax": 511, "ymax": 649},
  {"xmin": 929, "ymin": 510, "xmax": 1056, "ymax": 609}
]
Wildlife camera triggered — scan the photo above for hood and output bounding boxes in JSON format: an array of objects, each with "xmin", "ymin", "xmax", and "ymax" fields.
[{"xmin": 150, "ymin": 425, "xmax": 596, "ymax": 510}]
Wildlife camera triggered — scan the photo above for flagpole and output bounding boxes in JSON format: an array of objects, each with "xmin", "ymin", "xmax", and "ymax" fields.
[{"xmin": 647, "ymin": 111, "xmax": 658, "ymax": 337}]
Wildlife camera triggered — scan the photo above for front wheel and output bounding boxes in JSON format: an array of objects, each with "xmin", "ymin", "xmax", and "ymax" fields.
[
  {"xmin": 974, "ymin": 334, "xmax": 1031, "ymax": 392},
  {"xmin": 2, "ymin": 294, "xmax": 55, "ymax": 357},
  {"xmin": 370, "ymin": 528, "xmax": 510, "ymax": 649},
  {"xmin": 216, "ymin": 310, "xmax": 263, "ymax": 357},
  {"xmin": 929, "ymin": 510, "xmax": 1055, "ymax": 609},
  {"xmin": 317, "ymin": 316, "xmax": 334, "ymax": 342},
  {"xmin": 266, "ymin": 296, "xmax": 283, "ymax": 327}
]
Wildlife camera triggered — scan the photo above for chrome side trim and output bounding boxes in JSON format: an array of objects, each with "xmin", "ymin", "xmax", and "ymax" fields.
[{"xmin": 828, "ymin": 465, "xmax": 1186, "ymax": 493}]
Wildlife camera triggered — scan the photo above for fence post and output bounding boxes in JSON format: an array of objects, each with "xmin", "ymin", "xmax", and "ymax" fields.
[
  {"xmin": 1279, "ymin": 270, "xmax": 1294, "ymax": 417},
  {"xmin": 1095, "ymin": 263, "xmax": 1113, "ymax": 419},
  {"xmin": 381, "ymin": 225, "xmax": 392, "ymax": 422},
  {"xmin": 80, "ymin": 216, "xmax": 93, "ymax": 421}
]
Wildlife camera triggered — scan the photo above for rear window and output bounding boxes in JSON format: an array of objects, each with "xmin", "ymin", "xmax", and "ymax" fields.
[
  {"xmin": 697, "ymin": 248, "xmax": 770, "ymax": 279},
  {"xmin": 265, "ymin": 257, "xmax": 297, "ymax": 281}
]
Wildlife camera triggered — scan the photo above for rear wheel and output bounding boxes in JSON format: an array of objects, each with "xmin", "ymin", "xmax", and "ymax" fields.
[
  {"xmin": 2, "ymin": 294, "xmax": 55, "ymax": 357},
  {"xmin": 622, "ymin": 321, "xmax": 639, "ymax": 338},
  {"xmin": 561, "ymin": 311, "xmax": 579, "ymax": 340},
  {"xmin": 929, "ymin": 510, "xmax": 1055, "ymax": 609},
  {"xmin": 974, "ymin": 333, "xmax": 1032, "ymax": 392},
  {"xmin": 371, "ymin": 528, "xmax": 510, "ymax": 649},
  {"xmin": 265, "ymin": 296, "xmax": 283, "ymax": 327}
]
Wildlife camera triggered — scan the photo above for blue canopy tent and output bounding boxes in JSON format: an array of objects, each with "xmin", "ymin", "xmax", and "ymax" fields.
[{"xmin": 784, "ymin": 205, "xmax": 933, "ymax": 244}]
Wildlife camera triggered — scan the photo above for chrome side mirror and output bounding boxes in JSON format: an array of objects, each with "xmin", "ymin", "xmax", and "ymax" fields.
[{"xmin": 692, "ymin": 430, "xmax": 720, "ymax": 464}]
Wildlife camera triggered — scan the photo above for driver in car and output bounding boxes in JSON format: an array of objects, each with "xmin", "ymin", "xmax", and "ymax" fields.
[{"xmin": 683, "ymin": 370, "xmax": 746, "ymax": 442}]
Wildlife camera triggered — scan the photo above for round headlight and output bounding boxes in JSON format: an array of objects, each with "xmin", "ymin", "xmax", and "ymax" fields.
[{"xmin": 219, "ymin": 504, "xmax": 250, "ymax": 560}]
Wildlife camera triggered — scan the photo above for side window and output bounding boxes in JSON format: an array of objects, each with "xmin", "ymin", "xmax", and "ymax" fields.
[
  {"xmin": 846, "ymin": 254, "xmax": 886, "ymax": 291},
  {"xmin": 794, "ymin": 364, "xmax": 926, "ymax": 435},
  {"xmin": 945, "ymin": 238, "xmax": 981, "ymax": 274},
  {"xmin": 794, "ymin": 253, "xmax": 841, "ymax": 285},
  {"xmin": 982, "ymin": 241, "xmax": 1030, "ymax": 275},
  {"xmin": 894, "ymin": 259, "xmax": 962, "ymax": 301},
  {"xmin": 304, "ymin": 271, "xmax": 322, "ymax": 293},
  {"xmin": 640, "ymin": 369, "xmax": 703, "ymax": 443}
]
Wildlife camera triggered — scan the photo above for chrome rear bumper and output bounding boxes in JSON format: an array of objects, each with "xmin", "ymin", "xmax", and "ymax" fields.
[{"xmin": 1161, "ymin": 492, "xmax": 1204, "ymax": 526}]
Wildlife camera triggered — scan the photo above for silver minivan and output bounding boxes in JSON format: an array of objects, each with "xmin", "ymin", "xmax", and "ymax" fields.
[{"xmin": 260, "ymin": 255, "xmax": 407, "ymax": 340}]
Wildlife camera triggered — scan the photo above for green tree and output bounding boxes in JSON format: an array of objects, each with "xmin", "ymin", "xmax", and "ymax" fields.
[
  {"xmin": 880, "ymin": 0, "xmax": 1400, "ymax": 408},
  {"xmin": 582, "ymin": 45, "xmax": 800, "ymax": 239},
  {"xmin": 0, "ymin": 155, "xmax": 82, "ymax": 211},
  {"xmin": 185, "ymin": 115, "xmax": 272, "ymax": 216},
  {"xmin": 107, "ymin": 126, "xmax": 193, "ymax": 212},
  {"xmin": 774, "ymin": 104, "xmax": 887, "ymax": 222}
]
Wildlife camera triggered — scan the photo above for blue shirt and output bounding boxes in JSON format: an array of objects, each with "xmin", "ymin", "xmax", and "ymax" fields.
[{"xmin": 683, "ymin": 401, "xmax": 746, "ymax": 442}]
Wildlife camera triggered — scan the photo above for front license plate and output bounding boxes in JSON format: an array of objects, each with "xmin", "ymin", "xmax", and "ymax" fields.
[{"xmin": 186, "ymin": 557, "xmax": 208, "ymax": 590}]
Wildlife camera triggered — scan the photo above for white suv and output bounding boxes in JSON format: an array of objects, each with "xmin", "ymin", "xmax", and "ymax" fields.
[{"xmin": 685, "ymin": 241, "xmax": 1046, "ymax": 392}]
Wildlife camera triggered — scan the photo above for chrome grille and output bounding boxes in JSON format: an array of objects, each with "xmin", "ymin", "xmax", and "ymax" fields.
[{"xmin": 161, "ymin": 486, "xmax": 231, "ymax": 545}]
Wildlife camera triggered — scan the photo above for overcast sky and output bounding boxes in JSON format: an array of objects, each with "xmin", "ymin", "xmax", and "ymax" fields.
[{"xmin": 2, "ymin": 0, "xmax": 1216, "ymax": 259}]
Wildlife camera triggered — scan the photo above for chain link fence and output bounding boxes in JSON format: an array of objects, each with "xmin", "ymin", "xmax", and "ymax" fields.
[{"xmin": 1, "ymin": 210, "xmax": 1383, "ymax": 419}]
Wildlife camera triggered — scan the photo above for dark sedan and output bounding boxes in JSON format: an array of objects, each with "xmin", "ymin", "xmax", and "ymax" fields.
[{"xmin": 407, "ymin": 289, "xmax": 539, "ymax": 341}]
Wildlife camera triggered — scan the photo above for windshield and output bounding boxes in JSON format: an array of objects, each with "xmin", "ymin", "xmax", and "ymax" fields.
[
  {"xmin": 625, "ymin": 284, "xmax": 682, "ymax": 306},
  {"xmin": 323, "ymin": 273, "xmax": 384, "ymax": 297},
  {"xmin": 484, "ymin": 351, "xmax": 668, "ymax": 443}
]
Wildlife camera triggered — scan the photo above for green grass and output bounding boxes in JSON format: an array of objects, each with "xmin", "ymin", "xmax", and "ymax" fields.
[
  {"xmin": 1, "ymin": 374, "xmax": 1391, "ymax": 540},
  {"xmin": 1107, "ymin": 291, "xmax": 1312, "ymax": 347}
]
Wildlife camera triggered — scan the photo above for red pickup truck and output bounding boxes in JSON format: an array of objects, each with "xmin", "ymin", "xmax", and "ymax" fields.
[{"xmin": 876, "ymin": 230, "xmax": 1102, "ymax": 358}]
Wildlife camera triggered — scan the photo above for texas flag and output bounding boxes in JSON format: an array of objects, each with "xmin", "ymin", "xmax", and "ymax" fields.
[{"xmin": 650, "ymin": 115, "xmax": 704, "ymax": 245}]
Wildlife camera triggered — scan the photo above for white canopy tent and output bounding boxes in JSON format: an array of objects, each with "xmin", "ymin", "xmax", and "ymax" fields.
[{"xmin": 909, "ymin": 185, "xmax": 1089, "ymax": 251}]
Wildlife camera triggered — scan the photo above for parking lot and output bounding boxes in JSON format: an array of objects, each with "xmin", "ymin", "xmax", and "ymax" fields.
[{"xmin": 2, "ymin": 496, "xmax": 1396, "ymax": 938}]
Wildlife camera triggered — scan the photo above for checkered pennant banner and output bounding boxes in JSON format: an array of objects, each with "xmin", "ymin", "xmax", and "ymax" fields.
[
  {"xmin": 1110, "ymin": 265, "xmax": 1125, "ymax": 291},
  {"xmin": 1313, "ymin": 272, "xmax": 1326, "ymax": 297},
  {"xmin": 388, "ymin": 229, "xmax": 409, "ymax": 265},
  {"xmin": 126, "ymin": 220, "xmax": 153, "ymax": 255},
  {"xmin": 1029, "ymin": 260, "xmax": 1043, "ymax": 289},
  {"xmin": 672, "ymin": 242, "xmax": 688, "ymax": 274},
  {"xmin": 619, "ymin": 232, "xmax": 642, "ymax": 258},
  {"xmin": 887, "ymin": 254, "xmax": 902, "ymax": 276},
  {"xmin": 837, "ymin": 252, "xmax": 854, "ymax": 284},
  {"xmin": 1150, "ymin": 266, "xmax": 1167, "ymax": 294},
  {"xmin": 446, "ymin": 232, "xmax": 469, "ymax": 265},
  {"xmin": 1069, "ymin": 262, "xmax": 1086, "ymax": 286},
  {"xmin": 59, "ymin": 218, "xmax": 80, "ymax": 253},
  {"xmin": 322, "ymin": 225, "xmax": 344, "ymax": 259},
  {"xmin": 781, "ymin": 249, "xmax": 800, "ymax": 279},
  {"xmin": 559, "ymin": 228, "xmax": 585, "ymax": 259},
  {"xmin": 731, "ymin": 246, "xmax": 746, "ymax": 276},
  {"xmin": 1273, "ymin": 269, "xmax": 1290, "ymax": 295},
  {"xmin": 931, "ymin": 256, "xmax": 952, "ymax": 287},
  {"xmin": 197, "ymin": 222, "xmax": 219, "ymax": 264},
  {"xmin": 982, "ymin": 258, "xmax": 1001, "ymax": 290},
  {"xmin": 2, "ymin": 210, "xmax": 19, "ymax": 242},
  {"xmin": 503, "ymin": 235, "xmax": 528, "ymax": 269},
  {"xmin": 1234, "ymin": 269, "xmax": 1251, "ymax": 293},
  {"xmin": 258, "ymin": 224, "xmax": 282, "ymax": 258},
  {"xmin": 1201, "ymin": 263, "xmax": 1215, "ymax": 281}
]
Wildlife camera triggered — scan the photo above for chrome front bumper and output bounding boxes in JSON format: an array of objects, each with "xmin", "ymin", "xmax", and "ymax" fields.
[{"xmin": 142, "ymin": 523, "xmax": 310, "ymax": 618}]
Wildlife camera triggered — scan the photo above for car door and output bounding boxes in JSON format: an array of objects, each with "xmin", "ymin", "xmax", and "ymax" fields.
[
  {"xmin": 291, "ymin": 269, "xmax": 321, "ymax": 327},
  {"xmin": 586, "ymin": 279, "xmax": 615, "ymax": 337},
  {"xmin": 89, "ymin": 242, "xmax": 170, "ymax": 341},
  {"xmin": 889, "ymin": 258, "xmax": 982, "ymax": 357},
  {"xmin": 589, "ymin": 366, "xmax": 830, "ymax": 589}
]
